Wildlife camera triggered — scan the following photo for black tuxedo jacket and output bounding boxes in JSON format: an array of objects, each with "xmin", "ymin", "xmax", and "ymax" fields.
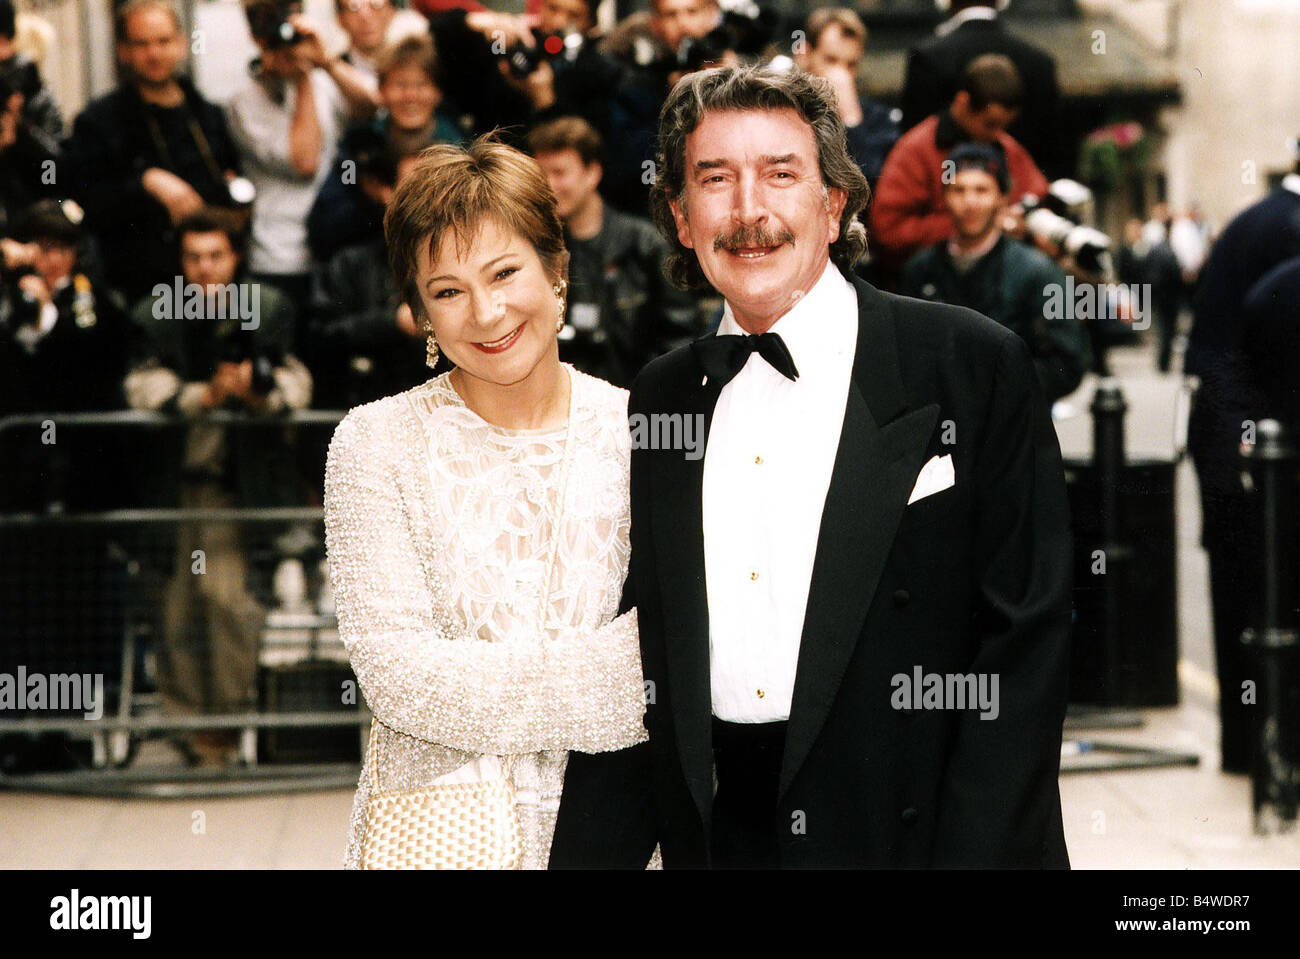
[
  {"xmin": 901, "ymin": 17, "xmax": 1063, "ymax": 176},
  {"xmin": 550, "ymin": 270, "xmax": 1073, "ymax": 868}
]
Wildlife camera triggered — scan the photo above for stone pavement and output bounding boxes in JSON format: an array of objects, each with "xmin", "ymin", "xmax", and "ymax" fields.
[{"xmin": 2, "ymin": 332, "xmax": 1297, "ymax": 869}]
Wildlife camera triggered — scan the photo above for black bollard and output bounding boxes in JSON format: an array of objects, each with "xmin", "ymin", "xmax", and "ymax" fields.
[
  {"xmin": 1240, "ymin": 418, "xmax": 1300, "ymax": 833},
  {"xmin": 1091, "ymin": 379, "xmax": 1130, "ymax": 704}
]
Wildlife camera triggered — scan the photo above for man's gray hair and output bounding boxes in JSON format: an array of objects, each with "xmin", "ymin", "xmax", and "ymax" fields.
[{"xmin": 651, "ymin": 64, "xmax": 871, "ymax": 291}]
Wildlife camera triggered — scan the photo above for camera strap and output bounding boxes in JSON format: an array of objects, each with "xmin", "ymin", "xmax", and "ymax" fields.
[{"xmin": 142, "ymin": 96, "xmax": 227, "ymax": 193}]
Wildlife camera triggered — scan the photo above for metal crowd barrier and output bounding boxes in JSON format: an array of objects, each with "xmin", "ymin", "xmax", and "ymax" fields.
[{"xmin": 0, "ymin": 409, "xmax": 369, "ymax": 797}]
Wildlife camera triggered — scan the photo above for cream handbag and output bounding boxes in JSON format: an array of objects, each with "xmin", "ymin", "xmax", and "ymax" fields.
[
  {"xmin": 359, "ymin": 723, "xmax": 523, "ymax": 870},
  {"xmin": 359, "ymin": 374, "xmax": 576, "ymax": 870}
]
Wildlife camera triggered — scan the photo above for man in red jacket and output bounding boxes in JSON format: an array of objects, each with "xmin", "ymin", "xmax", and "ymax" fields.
[{"xmin": 870, "ymin": 53, "xmax": 1047, "ymax": 289}]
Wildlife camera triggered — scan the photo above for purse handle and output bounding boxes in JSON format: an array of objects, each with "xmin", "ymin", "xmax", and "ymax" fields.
[{"xmin": 367, "ymin": 366, "xmax": 579, "ymax": 788}]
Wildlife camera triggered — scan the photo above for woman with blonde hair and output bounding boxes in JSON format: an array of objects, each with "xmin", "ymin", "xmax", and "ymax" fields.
[{"xmin": 323, "ymin": 134, "xmax": 648, "ymax": 869}]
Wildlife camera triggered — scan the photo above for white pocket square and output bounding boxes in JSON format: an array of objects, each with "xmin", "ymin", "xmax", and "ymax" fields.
[{"xmin": 907, "ymin": 454, "xmax": 955, "ymax": 505}]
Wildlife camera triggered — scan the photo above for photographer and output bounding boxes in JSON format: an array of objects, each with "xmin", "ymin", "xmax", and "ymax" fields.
[
  {"xmin": 0, "ymin": 199, "xmax": 127, "ymax": 511},
  {"xmin": 226, "ymin": 1, "xmax": 378, "ymax": 318},
  {"xmin": 123, "ymin": 209, "xmax": 310, "ymax": 767},
  {"xmin": 600, "ymin": 0, "xmax": 779, "ymax": 215},
  {"xmin": 0, "ymin": 0, "xmax": 64, "ymax": 228},
  {"xmin": 900, "ymin": 143, "xmax": 1088, "ymax": 403},
  {"xmin": 306, "ymin": 34, "xmax": 461, "ymax": 263},
  {"xmin": 66, "ymin": 0, "xmax": 244, "ymax": 304}
]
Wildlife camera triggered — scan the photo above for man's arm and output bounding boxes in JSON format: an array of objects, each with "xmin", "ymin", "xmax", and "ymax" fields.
[
  {"xmin": 931, "ymin": 332, "xmax": 1073, "ymax": 868},
  {"xmin": 550, "ymin": 376, "xmax": 660, "ymax": 868}
]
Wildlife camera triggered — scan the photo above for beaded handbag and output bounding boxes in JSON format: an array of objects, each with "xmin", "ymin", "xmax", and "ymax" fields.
[
  {"xmin": 359, "ymin": 368, "xmax": 577, "ymax": 870},
  {"xmin": 360, "ymin": 724, "xmax": 522, "ymax": 870}
]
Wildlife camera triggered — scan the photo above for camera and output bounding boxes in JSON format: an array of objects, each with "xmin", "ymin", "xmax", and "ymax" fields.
[
  {"xmin": 215, "ymin": 320, "xmax": 280, "ymax": 397},
  {"xmin": 671, "ymin": 0, "xmax": 780, "ymax": 73},
  {"xmin": 501, "ymin": 29, "xmax": 584, "ymax": 80},
  {"xmin": 246, "ymin": 0, "xmax": 304, "ymax": 50},
  {"xmin": 1022, "ymin": 179, "xmax": 1112, "ymax": 277}
]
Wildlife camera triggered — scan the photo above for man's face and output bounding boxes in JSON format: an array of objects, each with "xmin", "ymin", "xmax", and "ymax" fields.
[
  {"xmin": 534, "ymin": 148, "xmax": 601, "ymax": 221},
  {"xmin": 337, "ymin": 0, "xmax": 394, "ymax": 57},
  {"xmin": 800, "ymin": 25, "xmax": 863, "ymax": 77},
  {"xmin": 181, "ymin": 231, "xmax": 240, "ymax": 294},
  {"xmin": 538, "ymin": 0, "xmax": 593, "ymax": 35},
  {"xmin": 380, "ymin": 65, "xmax": 439, "ymax": 130},
  {"xmin": 33, "ymin": 240, "xmax": 76, "ymax": 289},
  {"xmin": 118, "ymin": 7, "xmax": 186, "ymax": 87},
  {"xmin": 652, "ymin": 0, "xmax": 719, "ymax": 52},
  {"xmin": 943, "ymin": 168, "xmax": 1004, "ymax": 243},
  {"xmin": 952, "ymin": 92, "xmax": 1018, "ymax": 143},
  {"xmin": 670, "ymin": 107, "xmax": 846, "ymax": 332}
]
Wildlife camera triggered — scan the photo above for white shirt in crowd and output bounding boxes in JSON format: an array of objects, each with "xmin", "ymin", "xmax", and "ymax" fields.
[
  {"xmin": 703, "ymin": 260, "xmax": 857, "ymax": 723},
  {"xmin": 225, "ymin": 68, "xmax": 349, "ymax": 277}
]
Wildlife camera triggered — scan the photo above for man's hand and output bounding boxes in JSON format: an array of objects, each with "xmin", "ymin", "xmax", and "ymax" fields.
[
  {"xmin": 819, "ymin": 65, "xmax": 862, "ymax": 127},
  {"xmin": 465, "ymin": 11, "xmax": 537, "ymax": 50},
  {"xmin": 0, "ymin": 92, "xmax": 23, "ymax": 151},
  {"xmin": 142, "ymin": 168, "xmax": 205, "ymax": 224},
  {"xmin": 16, "ymin": 273, "xmax": 52, "ymax": 312},
  {"xmin": 498, "ymin": 58, "xmax": 556, "ymax": 110},
  {"xmin": 1, "ymin": 237, "xmax": 37, "ymax": 271},
  {"xmin": 286, "ymin": 14, "xmax": 331, "ymax": 70}
]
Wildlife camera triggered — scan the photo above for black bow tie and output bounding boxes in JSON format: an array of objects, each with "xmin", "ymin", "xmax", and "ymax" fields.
[{"xmin": 691, "ymin": 331, "xmax": 800, "ymax": 388}]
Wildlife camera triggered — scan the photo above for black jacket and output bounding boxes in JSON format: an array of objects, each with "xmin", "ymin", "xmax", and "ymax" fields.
[
  {"xmin": 901, "ymin": 234, "xmax": 1089, "ymax": 402},
  {"xmin": 66, "ymin": 77, "xmax": 241, "ymax": 302},
  {"xmin": 550, "ymin": 270, "xmax": 1073, "ymax": 868},
  {"xmin": 561, "ymin": 205, "xmax": 702, "ymax": 388},
  {"xmin": 901, "ymin": 16, "xmax": 1062, "ymax": 176}
]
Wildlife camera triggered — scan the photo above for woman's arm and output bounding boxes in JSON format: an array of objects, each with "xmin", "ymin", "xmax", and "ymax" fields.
[{"xmin": 324, "ymin": 405, "xmax": 648, "ymax": 755}]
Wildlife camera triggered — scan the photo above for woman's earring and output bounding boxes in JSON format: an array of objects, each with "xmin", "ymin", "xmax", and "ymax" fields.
[
  {"xmin": 425, "ymin": 332, "xmax": 440, "ymax": 370},
  {"xmin": 553, "ymin": 281, "xmax": 567, "ymax": 333}
]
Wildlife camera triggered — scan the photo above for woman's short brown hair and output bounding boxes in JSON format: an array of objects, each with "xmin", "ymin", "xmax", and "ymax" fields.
[
  {"xmin": 385, "ymin": 134, "xmax": 569, "ymax": 320},
  {"xmin": 376, "ymin": 35, "xmax": 438, "ymax": 87}
]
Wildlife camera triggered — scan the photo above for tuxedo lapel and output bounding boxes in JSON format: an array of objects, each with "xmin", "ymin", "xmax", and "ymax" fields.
[
  {"xmin": 649, "ymin": 358, "xmax": 723, "ymax": 829},
  {"xmin": 779, "ymin": 276, "xmax": 939, "ymax": 801}
]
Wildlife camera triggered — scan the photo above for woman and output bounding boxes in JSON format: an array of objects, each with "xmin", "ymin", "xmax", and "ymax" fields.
[{"xmin": 323, "ymin": 134, "xmax": 648, "ymax": 869}]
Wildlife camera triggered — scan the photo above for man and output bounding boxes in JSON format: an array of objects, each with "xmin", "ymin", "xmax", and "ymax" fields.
[
  {"xmin": 123, "ymin": 209, "xmax": 310, "ymax": 767},
  {"xmin": 0, "ymin": 199, "xmax": 126, "ymax": 512},
  {"xmin": 551, "ymin": 65, "xmax": 1072, "ymax": 868},
  {"xmin": 226, "ymin": 1, "xmax": 376, "ymax": 315},
  {"xmin": 1185, "ymin": 160, "xmax": 1300, "ymax": 774},
  {"xmin": 1115, "ymin": 216, "xmax": 1181, "ymax": 373},
  {"xmin": 901, "ymin": 0, "xmax": 1061, "ymax": 176},
  {"xmin": 793, "ymin": 7, "xmax": 898, "ymax": 186},
  {"xmin": 528, "ymin": 115, "xmax": 700, "ymax": 386},
  {"xmin": 901, "ymin": 142, "xmax": 1087, "ymax": 402},
  {"xmin": 66, "ymin": 0, "xmax": 243, "ymax": 303},
  {"xmin": 309, "ymin": 153, "xmax": 427, "ymax": 410},
  {"xmin": 0, "ymin": 0, "xmax": 64, "ymax": 228},
  {"xmin": 335, "ymin": 0, "xmax": 428, "ymax": 83},
  {"xmin": 871, "ymin": 53, "xmax": 1048, "ymax": 287},
  {"xmin": 600, "ymin": 0, "xmax": 724, "ymax": 215}
]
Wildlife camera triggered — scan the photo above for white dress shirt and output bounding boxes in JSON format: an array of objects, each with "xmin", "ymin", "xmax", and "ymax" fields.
[{"xmin": 703, "ymin": 260, "xmax": 858, "ymax": 722}]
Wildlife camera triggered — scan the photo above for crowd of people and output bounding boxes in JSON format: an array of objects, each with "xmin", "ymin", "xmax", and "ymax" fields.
[{"xmin": 0, "ymin": 0, "xmax": 1253, "ymax": 771}]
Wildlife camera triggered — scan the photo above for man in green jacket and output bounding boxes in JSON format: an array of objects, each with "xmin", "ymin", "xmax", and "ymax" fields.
[{"xmin": 901, "ymin": 142, "xmax": 1089, "ymax": 402}]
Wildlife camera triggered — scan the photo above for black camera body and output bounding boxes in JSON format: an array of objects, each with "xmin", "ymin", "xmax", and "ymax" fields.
[
  {"xmin": 501, "ymin": 29, "xmax": 583, "ymax": 80},
  {"xmin": 214, "ymin": 319, "xmax": 280, "ymax": 398},
  {"xmin": 247, "ymin": 1, "xmax": 304, "ymax": 50}
]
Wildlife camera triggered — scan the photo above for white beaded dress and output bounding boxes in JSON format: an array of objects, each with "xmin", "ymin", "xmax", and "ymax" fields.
[{"xmin": 323, "ymin": 364, "xmax": 648, "ymax": 869}]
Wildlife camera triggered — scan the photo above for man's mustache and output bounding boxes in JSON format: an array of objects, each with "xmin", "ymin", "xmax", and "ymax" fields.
[{"xmin": 713, "ymin": 224, "xmax": 796, "ymax": 252}]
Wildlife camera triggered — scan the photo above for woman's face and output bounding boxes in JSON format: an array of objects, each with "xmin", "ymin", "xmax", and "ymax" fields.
[
  {"xmin": 414, "ymin": 217, "xmax": 562, "ymax": 388},
  {"xmin": 380, "ymin": 65, "xmax": 439, "ymax": 131}
]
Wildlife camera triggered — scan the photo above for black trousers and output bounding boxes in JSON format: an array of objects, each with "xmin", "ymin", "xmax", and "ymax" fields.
[{"xmin": 710, "ymin": 717, "xmax": 787, "ymax": 869}]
